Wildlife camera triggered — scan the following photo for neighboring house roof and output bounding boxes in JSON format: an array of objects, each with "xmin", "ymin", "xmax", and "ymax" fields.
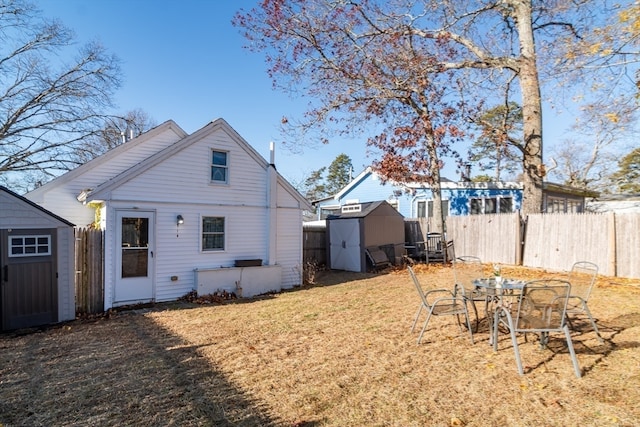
[
  {"xmin": 0, "ymin": 186, "xmax": 75, "ymax": 227},
  {"xmin": 314, "ymin": 166, "xmax": 597, "ymax": 205},
  {"xmin": 543, "ymin": 182, "xmax": 600, "ymax": 198},
  {"xmin": 79, "ymin": 118, "xmax": 311, "ymax": 210},
  {"xmin": 316, "ymin": 166, "xmax": 457, "ymax": 203},
  {"xmin": 587, "ymin": 193, "xmax": 640, "ymax": 213}
]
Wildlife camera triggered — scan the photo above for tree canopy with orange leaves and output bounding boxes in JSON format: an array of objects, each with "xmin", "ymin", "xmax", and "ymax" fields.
[{"xmin": 235, "ymin": 0, "xmax": 639, "ymax": 228}]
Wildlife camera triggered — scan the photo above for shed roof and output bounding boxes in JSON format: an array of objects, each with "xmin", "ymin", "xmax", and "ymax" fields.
[{"xmin": 327, "ymin": 200, "xmax": 403, "ymax": 219}]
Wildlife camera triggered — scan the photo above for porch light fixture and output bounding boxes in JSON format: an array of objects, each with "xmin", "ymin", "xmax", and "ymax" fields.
[{"xmin": 176, "ymin": 214, "xmax": 184, "ymax": 238}]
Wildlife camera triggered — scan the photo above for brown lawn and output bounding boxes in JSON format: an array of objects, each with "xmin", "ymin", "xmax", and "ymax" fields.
[{"xmin": 1, "ymin": 264, "xmax": 639, "ymax": 426}]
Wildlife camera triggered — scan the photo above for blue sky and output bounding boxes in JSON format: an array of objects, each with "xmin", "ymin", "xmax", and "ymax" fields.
[
  {"xmin": 36, "ymin": 0, "xmax": 576, "ymax": 186},
  {"xmin": 37, "ymin": 0, "xmax": 376, "ymax": 186}
]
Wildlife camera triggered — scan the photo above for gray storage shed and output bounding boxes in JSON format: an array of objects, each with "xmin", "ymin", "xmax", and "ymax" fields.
[
  {"xmin": 326, "ymin": 200, "xmax": 405, "ymax": 272},
  {"xmin": 0, "ymin": 186, "xmax": 75, "ymax": 330}
]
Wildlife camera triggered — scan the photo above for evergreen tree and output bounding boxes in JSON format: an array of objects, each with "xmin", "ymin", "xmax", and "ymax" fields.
[
  {"xmin": 469, "ymin": 102, "xmax": 523, "ymax": 181},
  {"xmin": 301, "ymin": 154, "xmax": 353, "ymax": 201},
  {"xmin": 610, "ymin": 148, "xmax": 640, "ymax": 194},
  {"xmin": 325, "ymin": 154, "xmax": 353, "ymax": 195}
]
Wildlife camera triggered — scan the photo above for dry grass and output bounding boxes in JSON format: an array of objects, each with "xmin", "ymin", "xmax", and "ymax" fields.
[{"xmin": 1, "ymin": 264, "xmax": 639, "ymax": 427}]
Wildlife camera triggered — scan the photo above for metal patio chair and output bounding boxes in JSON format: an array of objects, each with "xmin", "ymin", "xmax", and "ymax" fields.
[
  {"xmin": 408, "ymin": 265, "xmax": 474, "ymax": 344},
  {"xmin": 566, "ymin": 261, "xmax": 603, "ymax": 343},
  {"xmin": 452, "ymin": 256, "xmax": 486, "ymax": 331},
  {"xmin": 493, "ymin": 279, "xmax": 582, "ymax": 378}
]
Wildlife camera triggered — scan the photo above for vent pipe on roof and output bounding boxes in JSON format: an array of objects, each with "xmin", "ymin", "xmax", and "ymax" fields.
[
  {"xmin": 267, "ymin": 141, "xmax": 277, "ymax": 265},
  {"xmin": 269, "ymin": 141, "xmax": 275, "ymax": 166},
  {"xmin": 462, "ymin": 164, "xmax": 472, "ymax": 182}
]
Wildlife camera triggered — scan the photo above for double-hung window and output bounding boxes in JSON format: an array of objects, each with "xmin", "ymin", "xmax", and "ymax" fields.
[
  {"xmin": 211, "ymin": 150, "xmax": 228, "ymax": 183},
  {"xmin": 202, "ymin": 217, "xmax": 225, "ymax": 251}
]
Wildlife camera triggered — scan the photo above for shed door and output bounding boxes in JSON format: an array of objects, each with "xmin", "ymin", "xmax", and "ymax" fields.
[
  {"xmin": 114, "ymin": 210, "xmax": 155, "ymax": 304},
  {"xmin": 329, "ymin": 219, "xmax": 362, "ymax": 272},
  {"xmin": 1, "ymin": 229, "xmax": 57, "ymax": 331}
]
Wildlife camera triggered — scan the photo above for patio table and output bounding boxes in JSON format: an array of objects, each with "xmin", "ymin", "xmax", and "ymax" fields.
[{"xmin": 472, "ymin": 278, "xmax": 526, "ymax": 344}]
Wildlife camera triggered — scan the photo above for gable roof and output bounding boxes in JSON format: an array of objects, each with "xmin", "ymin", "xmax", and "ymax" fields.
[
  {"xmin": 313, "ymin": 167, "xmax": 467, "ymax": 205},
  {"xmin": 28, "ymin": 120, "xmax": 188, "ymax": 200},
  {"xmin": 83, "ymin": 118, "xmax": 312, "ymax": 210},
  {"xmin": 1, "ymin": 186, "xmax": 75, "ymax": 226}
]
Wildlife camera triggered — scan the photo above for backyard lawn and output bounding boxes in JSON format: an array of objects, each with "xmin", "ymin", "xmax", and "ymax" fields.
[{"xmin": 1, "ymin": 264, "xmax": 639, "ymax": 426}]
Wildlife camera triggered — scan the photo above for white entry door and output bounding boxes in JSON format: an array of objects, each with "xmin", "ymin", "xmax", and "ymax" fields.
[{"xmin": 114, "ymin": 210, "xmax": 155, "ymax": 304}]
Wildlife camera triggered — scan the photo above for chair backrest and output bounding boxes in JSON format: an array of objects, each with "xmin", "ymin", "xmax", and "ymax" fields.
[
  {"xmin": 568, "ymin": 261, "xmax": 598, "ymax": 301},
  {"xmin": 453, "ymin": 256, "xmax": 483, "ymax": 292},
  {"xmin": 407, "ymin": 265, "xmax": 428, "ymax": 305},
  {"xmin": 425, "ymin": 232, "xmax": 443, "ymax": 253},
  {"xmin": 515, "ymin": 279, "xmax": 571, "ymax": 333}
]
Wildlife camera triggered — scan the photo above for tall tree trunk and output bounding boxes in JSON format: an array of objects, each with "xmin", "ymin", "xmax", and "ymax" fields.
[
  {"xmin": 425, "ymin": 133, "xmax": 445, "ymax": 235},
  {"xmin": 514, "ymin": 0, "xmax": 544, "ymax": 214}
]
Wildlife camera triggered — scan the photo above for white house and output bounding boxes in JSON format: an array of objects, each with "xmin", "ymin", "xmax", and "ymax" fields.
[{"xmin": 27, "ymin": 118, "xmax": 312, "ymax": 310}]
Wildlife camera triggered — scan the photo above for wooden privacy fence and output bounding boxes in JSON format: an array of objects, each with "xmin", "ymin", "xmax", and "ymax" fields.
[
  {"xmin": 303, "ymin": 223, "xmax": 327, "ymax": 266},
  {"xmin": 523, "ymin": 213, "xmax": 640, "ymax": 278},
  {"xmin": 75, "ymin": 228, "xmax": 104, "ymax": 315},
  {"xmin": 306, "ymin": 212, "xmax": 640, "ymax": 279}
]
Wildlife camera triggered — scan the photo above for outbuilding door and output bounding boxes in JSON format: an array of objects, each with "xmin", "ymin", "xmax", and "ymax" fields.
[
  {"xmin": 114, "ymin": 210, "xmax": 155, "ymax": 304},
  {"xmin": 329, "ymin": 219, "xmax": 362, "ymax": 272},
  {"xmin": 0, "ymin": 229, "xmax": 57, "ymax": 331}
]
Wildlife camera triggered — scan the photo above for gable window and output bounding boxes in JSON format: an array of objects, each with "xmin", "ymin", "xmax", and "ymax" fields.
[
  {"xmin": 9, "ymin": 235, "xmax": 51, "ymax": 257},
  {"xmin": 202, "ymin": 216, "xmax": 225, "ymax": 251},
  {"xmin": 470, "ymin": 196, "xmax": 513, "ymax": 215},
  {"xmin": 211, "ymin": 150, "xmax": 228, "ymax": 183}
]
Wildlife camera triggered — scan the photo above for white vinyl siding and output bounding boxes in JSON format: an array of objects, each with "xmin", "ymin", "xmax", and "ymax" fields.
[
  {"xmin": 111, "ymin": 131, "xmax": 267, "ymax": 205},
  {"xmin": 26, "ymin": 119, "xmax": 309, "ymax": 309},
  {"xmin": 25, "ymin": 124, "xmax": 185, "ymax": 225}
]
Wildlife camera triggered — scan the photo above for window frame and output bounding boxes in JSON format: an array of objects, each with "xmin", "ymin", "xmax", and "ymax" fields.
[
  {"xmin": 9, "ymin": 235, "xmax": 52, "ymax": 257},
  {"xmin": 469, "ymin": 196, "xmax": 513, "ymax": 215},
  {"xmin": 416, "ymin": 200, "xmax": 449, "ymax": 218},
  {"xmin": 201, "ymin": 216, "xmax": 226, "ymax": 252},
  {"xmin": 210, "ymin": 149, "xmax": 229, "ymax": 184}
]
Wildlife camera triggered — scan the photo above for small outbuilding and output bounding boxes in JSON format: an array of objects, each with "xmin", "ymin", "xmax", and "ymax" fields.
[
  {"xmin": 0, "ymin": 186, "xmax": 75, "ymax": 330},
  {"xmin": 326, "ymin": 200, "xmax": 405, "ymax": 272}
]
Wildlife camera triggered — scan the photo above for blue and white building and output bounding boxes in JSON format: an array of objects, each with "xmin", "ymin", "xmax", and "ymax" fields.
[{"xmin": 313, "ymin": 167, "xmax": 596, "ymax": 219}]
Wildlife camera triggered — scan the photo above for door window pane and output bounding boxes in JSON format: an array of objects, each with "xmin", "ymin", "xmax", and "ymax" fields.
[{"xmin": 121, "ymin": 217, "xmax": 149, "ymax": 278}]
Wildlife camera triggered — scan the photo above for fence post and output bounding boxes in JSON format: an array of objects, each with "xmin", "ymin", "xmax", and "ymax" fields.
[{"xmin": 608, "ymin": 212, "xmax": 617, "ymax": 277}]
